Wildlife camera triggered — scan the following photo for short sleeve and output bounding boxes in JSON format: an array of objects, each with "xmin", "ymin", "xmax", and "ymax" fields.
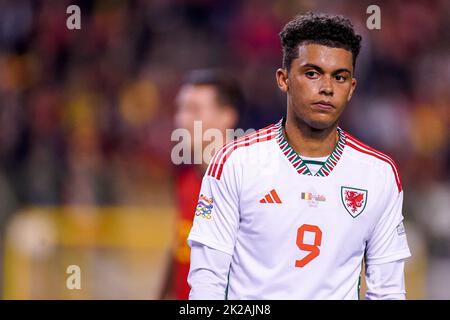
[
  {"xmin": 187, "ymin": 159, "xmax": 240, "ymax": 256},
  {"xmin": 365, "ymin": 165, "xmax": 411, "ymax": 265}
]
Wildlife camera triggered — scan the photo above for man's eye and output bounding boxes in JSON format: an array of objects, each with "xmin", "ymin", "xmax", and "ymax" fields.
[
  {"xmin": 305, "ymin": 71, "xmax": 318, "ymax": 78},
  {"xmin": 335, "ymin": 75, "xmax": 346, "ymax": 82}
]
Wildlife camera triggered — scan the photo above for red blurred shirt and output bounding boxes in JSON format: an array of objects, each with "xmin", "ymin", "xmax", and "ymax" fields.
[{"xmin": 173, "ymin": 165, "xmax": 203, "ymax": 299}]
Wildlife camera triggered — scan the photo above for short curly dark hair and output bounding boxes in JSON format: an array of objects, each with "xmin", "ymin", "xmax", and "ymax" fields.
[{"xmin": 279, "ymin": 12, "xmax": 362, "ymax": 71}]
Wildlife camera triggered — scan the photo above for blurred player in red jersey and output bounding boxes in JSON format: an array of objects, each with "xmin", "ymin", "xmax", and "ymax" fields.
[{"xmin": 160, "ymin": 69, "xmax": 243, "ymax": 299}]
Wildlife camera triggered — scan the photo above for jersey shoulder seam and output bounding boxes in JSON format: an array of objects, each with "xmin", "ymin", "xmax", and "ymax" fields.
[
  {"xmin": 344, "ymin": 131, "xmax": 402, "ymax": 193},
  {"xmin": 207, "ymin": 123, "xmax": 277, "ymax": 180}
]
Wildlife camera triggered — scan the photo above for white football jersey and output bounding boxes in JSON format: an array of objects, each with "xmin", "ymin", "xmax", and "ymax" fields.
[{"xmin": 188, "ymin": 118, "xmax": 411, "ymax": 300}]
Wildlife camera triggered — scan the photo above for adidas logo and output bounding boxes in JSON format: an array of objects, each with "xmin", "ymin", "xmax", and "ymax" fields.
[{"xmin": 260, "ymin": 189, "xmax": 282, "ymax": 204}]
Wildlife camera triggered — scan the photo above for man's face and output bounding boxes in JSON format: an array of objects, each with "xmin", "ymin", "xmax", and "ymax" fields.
[
  {"xmin": 277, "ymin": 43, "xmax": 357, "ymax": 130},
  {"xmin": 174, "ymin": 84, "xmax": 236, "ymax": 146}
]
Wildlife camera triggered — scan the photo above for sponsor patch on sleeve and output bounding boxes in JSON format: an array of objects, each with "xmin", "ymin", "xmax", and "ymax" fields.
[
  {"xmin": 195, "ymin": 194, "xmax": 214, "ymax": 220},
  {"xmin": 396, "ymin": 222, "xmax": 406, "ymax": 236}
]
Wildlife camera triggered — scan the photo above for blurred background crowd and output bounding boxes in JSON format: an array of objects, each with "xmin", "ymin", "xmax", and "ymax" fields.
[{"xmin": 0, "ymin": 0, "xmax": 448, "ymax": 299}]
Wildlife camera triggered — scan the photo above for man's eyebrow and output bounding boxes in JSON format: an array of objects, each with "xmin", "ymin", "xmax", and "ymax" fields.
[
  {"xmin": 301, "ymin": 63, "xmax": 324, "ymax": 73},
  {"xmin": 332, "ymin": 68, "xmax": 352, "ymax": 75},
  {"xmin": 300, "ymin": 64, "xmax": 353, "ymax": 76}
]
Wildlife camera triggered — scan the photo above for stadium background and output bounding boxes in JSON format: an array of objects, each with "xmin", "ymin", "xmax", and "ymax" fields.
[{"xmin": 0, "ymin": 0, "xmax": 448, "ymax": 299}]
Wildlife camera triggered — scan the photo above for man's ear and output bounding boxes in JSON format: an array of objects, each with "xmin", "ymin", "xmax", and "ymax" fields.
[
  {"xmin": 276, "ymin": 68, "xmax": 289, "ymax": 93},
  {"xmin": 347, "ymin": 78, "xmax": 357, "ymax": 101},
  {"xmin": 220, "ymin": 106, "xmax": 238, "ymax": 129}
]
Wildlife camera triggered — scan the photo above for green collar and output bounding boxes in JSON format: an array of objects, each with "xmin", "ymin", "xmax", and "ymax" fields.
[{"xmin": 275, "ymin": 118, "xmax": 346, "ymax": 177}]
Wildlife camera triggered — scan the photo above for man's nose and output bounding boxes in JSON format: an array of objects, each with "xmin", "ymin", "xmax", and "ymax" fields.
[{"xmin": 319, "ymin": 76, "xmax": 333, "ymax": 96}]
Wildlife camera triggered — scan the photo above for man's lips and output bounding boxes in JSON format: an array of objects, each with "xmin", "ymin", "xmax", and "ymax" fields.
[{"xmin": 312, "ymin": 101, "xmax": 335, "ymax": 110}]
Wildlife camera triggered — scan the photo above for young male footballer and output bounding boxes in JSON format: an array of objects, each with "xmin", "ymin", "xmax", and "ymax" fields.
[
  {"xmin": 187, "ymin": 13, "xmax": 411, "ymax": 300},
  {"xmin": 161, "ymin": 69, "xmax": 242, "ymax": 299}
]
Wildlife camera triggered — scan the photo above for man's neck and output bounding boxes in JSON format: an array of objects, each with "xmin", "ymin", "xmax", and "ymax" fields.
[{"xmin": 284, "ymin": 116, "xmax": 338, "ymax": 158}]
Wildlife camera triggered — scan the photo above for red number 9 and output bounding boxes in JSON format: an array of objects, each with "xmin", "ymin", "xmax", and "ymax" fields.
[{"xmin": 295, "ymin": 224, "xmax": 322, "ymax": 268}]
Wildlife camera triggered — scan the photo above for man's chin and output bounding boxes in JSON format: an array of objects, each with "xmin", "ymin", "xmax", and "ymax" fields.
[
  {"xmin": 290, "ymin": 109, "xmax": 338, "ymax": 131},
  {"xmin": 305, "ymin": 118, "xmax": 336, "ymax": 131}
]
